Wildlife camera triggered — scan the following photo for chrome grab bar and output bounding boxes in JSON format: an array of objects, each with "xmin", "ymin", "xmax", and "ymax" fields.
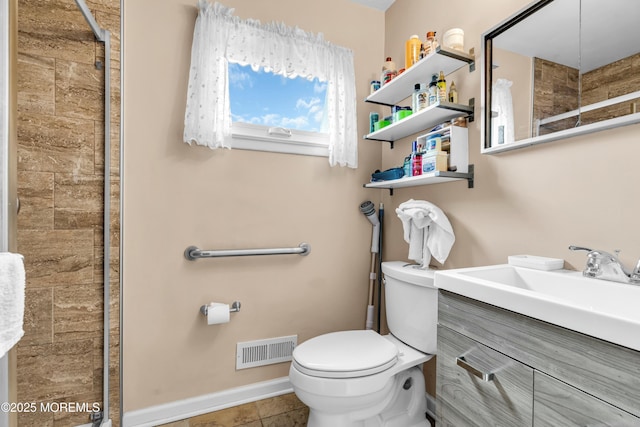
[{"xmin": 184, "ymin": 243, "xmax": 311, "ymax": 260}]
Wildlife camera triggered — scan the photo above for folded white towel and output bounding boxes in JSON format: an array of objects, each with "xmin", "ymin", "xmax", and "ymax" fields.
[
  {"xmin": 396, "ymin": 199, "xmax": 455, "ymax": 267},
  {"xmin": 0, "ymin": 253, "xmax": 25, "ymax": 358}
]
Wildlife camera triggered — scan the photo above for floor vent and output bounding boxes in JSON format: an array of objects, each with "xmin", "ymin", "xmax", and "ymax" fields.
[{"xmin": 236, "ymin": 335, "xmax": 298, "ymax": 370}]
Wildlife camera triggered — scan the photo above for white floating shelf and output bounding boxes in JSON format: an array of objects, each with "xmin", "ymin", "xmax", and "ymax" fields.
[
  {"xmin": 366, "ymin": 47, "xmax": 475, "ymax": 107},
  {"xmin": 364, "ymin": 101, "xmax": 473, "ymax": 142},
  {"xmin": 365, "ymin": 165, "xmax": 474, "ymax": 191}
]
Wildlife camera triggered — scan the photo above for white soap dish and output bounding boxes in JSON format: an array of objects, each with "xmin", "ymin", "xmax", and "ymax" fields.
[{"xmin": 508, "ymin": 254, "xmax": 564, "ymax": 271}]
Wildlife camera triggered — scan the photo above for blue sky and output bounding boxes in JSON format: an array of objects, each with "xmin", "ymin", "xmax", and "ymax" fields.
[{"xmin": 228, "ymin": 62, "xmax": 328, "ymax": 133}]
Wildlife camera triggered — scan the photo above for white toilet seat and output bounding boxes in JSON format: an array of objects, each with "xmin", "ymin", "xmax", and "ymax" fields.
[{"xmin": 292, "ymin": 330, "xmax": 398, "ymax": 379}]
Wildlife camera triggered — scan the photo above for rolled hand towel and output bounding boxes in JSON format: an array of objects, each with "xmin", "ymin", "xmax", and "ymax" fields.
[
  {"xmin": 396, "ymin": 199, "xmax": 455, "ymax": 267},
  {"xmin": 0, "ymin": 253, "xmax": 25, "ymax": 358}
]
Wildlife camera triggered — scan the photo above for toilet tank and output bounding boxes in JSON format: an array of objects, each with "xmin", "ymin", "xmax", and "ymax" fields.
[{"xmin": 381, "ymin": 261, "xmax": 437, "ymax": 354}]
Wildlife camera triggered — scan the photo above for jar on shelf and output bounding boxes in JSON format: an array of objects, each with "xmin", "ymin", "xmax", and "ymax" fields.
[{"xmin": 381, "ymin": 57, "xmax": 397, "ymax": 86}]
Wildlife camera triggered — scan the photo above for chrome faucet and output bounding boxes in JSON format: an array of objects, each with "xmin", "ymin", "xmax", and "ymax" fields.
[{"xmin": 569, "ymin": 245, "xmax": 640, "ymax": 285}]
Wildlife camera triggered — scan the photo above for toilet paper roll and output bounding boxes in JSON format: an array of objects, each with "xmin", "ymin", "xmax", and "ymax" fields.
[{"xmin": 207, "ymin": 302, "xmax": 230, "ymax": 325}]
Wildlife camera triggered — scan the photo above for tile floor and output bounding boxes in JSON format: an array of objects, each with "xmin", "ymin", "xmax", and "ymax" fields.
[{"xmin": 156, "ymin": 393, "xmax": 309, "ymax": 427}]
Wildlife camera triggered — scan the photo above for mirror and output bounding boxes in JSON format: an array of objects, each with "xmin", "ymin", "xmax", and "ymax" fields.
[{"xmin": 481, "ymin": 0, "xmax": 640, "ymax": 153}]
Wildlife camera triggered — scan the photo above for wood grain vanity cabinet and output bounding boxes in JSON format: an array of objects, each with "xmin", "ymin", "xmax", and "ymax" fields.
[{"xmin": 436, "ymin": 290, "xmax": 640, "ymax": 426}]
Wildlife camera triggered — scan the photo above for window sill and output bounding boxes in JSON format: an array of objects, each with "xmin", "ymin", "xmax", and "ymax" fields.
[{"xmin": 229, "ymin": 123, "xmax": 329, "ymax": 157}]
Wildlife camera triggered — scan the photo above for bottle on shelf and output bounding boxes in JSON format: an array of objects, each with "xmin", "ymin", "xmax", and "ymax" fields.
[
  {"xmin": 381, "ymin": 57, "xmax": 397, "ymax": 86},
  {"xmin": 420, "ymin": 31, "xmax": 439, "ymax": 58},
  {"xmin": 405, "ymin": 35, "xmax": 422, "ymax": 69},
  {"xmin": 369, "ymin": 80, "xmax": 381, "ymax": 95},
  {"xmin": 369, "ymin": 112, "xmax": 379, "ymax": 133},
  {"xmin": 412, "ymin": 83, "xmax": 428, "ymax": 113},
  {"xmin": 448, "ymin": 81, "xmax": 458, "ymax": 104},
  {"xmin": 411, "ymin": 140, "xmax": 423, "ymax": 176},
  {"xmin": 428, "ymin": 74, "xmax": 438, "ymax": 106},
  {"xmin": 437, "ymin": 70, "xmax": 447, "ymax": 103}
]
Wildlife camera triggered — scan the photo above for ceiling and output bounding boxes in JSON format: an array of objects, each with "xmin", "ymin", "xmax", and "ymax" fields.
[
  {"xmin": 348, "ymin": 0, "xmax": 396, "ymax": 11},
  {"xmin": 494, "ymin": 0, "xmax": 640, "ymax": 72}
]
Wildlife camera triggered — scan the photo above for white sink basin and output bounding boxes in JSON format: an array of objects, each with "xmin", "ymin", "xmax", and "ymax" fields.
[{"xmin": 435, "ymin": 264, "xmax": 640, "ymax": 351}]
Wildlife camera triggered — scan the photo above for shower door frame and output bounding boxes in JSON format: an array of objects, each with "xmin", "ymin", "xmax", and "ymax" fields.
[{"xmin": 1, "ymin": 0, "xmax": 18, "ymax": 426}]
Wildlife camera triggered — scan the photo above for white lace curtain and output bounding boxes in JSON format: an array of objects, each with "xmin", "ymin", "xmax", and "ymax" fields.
[{"xmin": 183, "ymin": 1, "xmax": 359, "ymax": 168}]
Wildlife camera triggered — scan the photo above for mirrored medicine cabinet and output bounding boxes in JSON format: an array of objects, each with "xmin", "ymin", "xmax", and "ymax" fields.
[{"xmin": 481, "ymin": 0, "xmax": 640, "ymax": 153}]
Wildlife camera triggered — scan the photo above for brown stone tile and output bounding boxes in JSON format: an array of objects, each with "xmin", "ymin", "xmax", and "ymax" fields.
[
  {"xmin": 53, "ymin": 284, "xmax": 103, "ymax": 341},
  {"xmin": 17, "ymin": 408, "xmax": 54, "ymax": 427},
  {"xmin": 256, "ymin": 393, "xmax": 306, "ymax": 419},
  {"xmin": 235, "ymin": 422, "xmax": 262, "ymax": 427},
  {"xmin": 156, "ymin": 420, "xmax": 190, "ymax": 427},
  {"xmin": 94, "ymin": 121, "xmax": 121, "ymax": 177},
  {"xmin": 51, "ymin": 390, "xmax": 103, "ymax": 427},
  {"xmin": 86, "ymin": 0, "xmax": 120, "ymax": 15},
  {"xmin": 53, "ymin": 410, "xmax": 95, "ymax": 427},
  {"xmin": 17, "ymin": 171, "xmax": 54, "ymax": 230},
  {"xmin": 16, "ymin": 339, "xmax": 94, "ymax": 402},
  {"xmin": 95, "ymin": 10, "xmax": 121, "ymax": 70},
  {"xmin": 189, "ymin": 402, "xmax": 261, "ymax": 426},
  {"xmin": 21, "ymin": 287, "xmax": 53, "ymax": 346},
  {"xmin": 109, "ymin": 67, "xmax": 121, "ymax": 120},
  {"xmin": 53, "ymin": 173, "xmax": 104, "ymax": 229},
  {"xmin": 17, "ymin": 112, "xmax": 95, "ymax": 174},
  {"xmin": 92, "ymin": 253, "xmax": 118, "ymax": 297},
  {"xmin": 92, "ymin": 337, "xmax": 104, "ymax": 401},
  {"xmin": 17, "ymin": 53, "xmax": 55, "ymax": 115},
  {"xmin": 261, "ymin": 408, "xmax": 309, "ymax": 427},
  {"xmin": 109, "ymin": 181, "xmax": 121, "ymax": 247},
  {"xmin": 56, "ymin": 59, "xmax": 104, "ymax": 121},
  {"xmin": 18, "ymin": 0, "xmax": 96, "ymax": 65},
  {"xmin": 17, "ymin": 229, "xmax": 94, "ymax": 287},
  {"xmin": 109, "ymin": 277, "xmax": 120, "ymax": 336}
]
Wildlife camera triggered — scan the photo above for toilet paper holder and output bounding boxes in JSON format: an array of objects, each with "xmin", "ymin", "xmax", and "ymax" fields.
[{"xmin": 200, "ymin": 301, "xmax": 241, "ymax": 316}]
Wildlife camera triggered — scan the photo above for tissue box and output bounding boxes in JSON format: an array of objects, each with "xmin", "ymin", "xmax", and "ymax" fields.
[{"xmin": 508, "ymin": 255, "xmax": 564, "ymax": 270}]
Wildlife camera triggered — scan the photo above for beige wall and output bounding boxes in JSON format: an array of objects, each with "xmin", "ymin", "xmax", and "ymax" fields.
[
  {"xmin": 383, "ymin": 0, "xmax": 640, "ymax": 272},
  {"xmin": 123, "ymin": 0, "xmax": 384, "ymax": 412},
  {"xmin": 124, "ymin": 0, "xmax": 640, "ymax": 415}
]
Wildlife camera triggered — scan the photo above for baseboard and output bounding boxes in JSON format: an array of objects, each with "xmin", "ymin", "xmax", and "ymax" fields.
[
  {"xmin": 122, "ymin": 377, "xmax": 293, "ymax": 427},
  {"xmin": 425, "ymin": 392, "xmax": 436, "ymax": 420}
]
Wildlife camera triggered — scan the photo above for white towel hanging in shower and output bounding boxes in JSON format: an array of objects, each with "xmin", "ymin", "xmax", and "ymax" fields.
[
  {"xmin": 0, "ymin": 252, "xmax": 25, "ymax": 358},
  {"xmin": 491, "ymin": 78, "xmax": 515, "ymax": 146}
]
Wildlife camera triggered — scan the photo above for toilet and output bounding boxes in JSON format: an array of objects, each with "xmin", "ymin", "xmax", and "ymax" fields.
[{"xmin": 289, "ymin": 261, "xmax": 437, "ymax": 427}]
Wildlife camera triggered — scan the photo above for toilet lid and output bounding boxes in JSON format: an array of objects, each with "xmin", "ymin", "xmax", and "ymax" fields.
[{"xmin": 292, "ymin": 330, "xmax": 398, "ymax": 379}]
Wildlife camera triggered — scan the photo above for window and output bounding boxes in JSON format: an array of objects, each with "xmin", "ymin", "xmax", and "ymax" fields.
[
  {"xmin": 228, "ymin": 62, "xmax": 330, "ymax": 156},
  {"xmin": 183, "ymin": 1, "xmax": 358, "ymax": 168}
]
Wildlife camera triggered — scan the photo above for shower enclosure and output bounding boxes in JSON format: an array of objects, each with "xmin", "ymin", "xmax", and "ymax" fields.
[
  {"xmin": 1, "ymin": 0, "xmax": 121, "ymax": 425},
  {"xmin": 1, "ymin": 0, "xmax": 17, "ymax": 424}
]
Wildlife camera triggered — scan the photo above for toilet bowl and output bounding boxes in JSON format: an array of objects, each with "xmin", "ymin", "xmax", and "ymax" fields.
[{"xmin": 289, "ymin": 262, "xmax": 437, "ymax": 427}]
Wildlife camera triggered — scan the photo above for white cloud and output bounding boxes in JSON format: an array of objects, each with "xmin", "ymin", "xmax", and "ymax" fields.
[
  {"xmin": 295, "ymin": 98, "xmax": 319, "ymax": 110},
  {"xmin": 295, "ymin": 97, "xmax": 324, "ymax": 125},
  {"xmin": 229, "ymin": 70, "xmax": 253, "ymax": 90},
  {"xmin": 314, "ymin": 82, "xmax": 327, "ymax": 94}
]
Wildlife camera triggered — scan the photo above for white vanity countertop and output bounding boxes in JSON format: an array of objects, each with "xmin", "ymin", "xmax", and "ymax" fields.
[{"xmin": 435, "ymin": 264, "xmax": 640, "ymax": 352}]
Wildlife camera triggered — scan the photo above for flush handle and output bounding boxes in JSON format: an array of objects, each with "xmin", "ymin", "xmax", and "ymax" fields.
[{"xmin": 456, "ymin": 356, "xmax": 495, "ymax": 382}]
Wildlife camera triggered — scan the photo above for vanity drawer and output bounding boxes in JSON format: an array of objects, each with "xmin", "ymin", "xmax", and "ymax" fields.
[
  {"xmin": 534, "ymin": 371, "xmax": 640, "ymax": 426},
  {"xmin": 438, "ymin": 290, "xmax": 640, "ymax": 418},
  {"xmin": 436, "ymin": 325, "xmax": 533, "ymax": 427}
]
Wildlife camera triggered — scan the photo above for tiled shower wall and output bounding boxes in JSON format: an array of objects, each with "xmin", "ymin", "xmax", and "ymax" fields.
[
  {"xmin": 15, "ymin": 0, "xmax": 120, "ymax": 426},
  {"xmin": 533, "ymin": 53, "xmax": 640, "ymax": 135}
]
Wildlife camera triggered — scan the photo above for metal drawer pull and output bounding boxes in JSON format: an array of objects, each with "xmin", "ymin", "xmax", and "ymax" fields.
[{"xmin": 456, "ymin": 356, "xmax": 495, "ymax": 382}]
